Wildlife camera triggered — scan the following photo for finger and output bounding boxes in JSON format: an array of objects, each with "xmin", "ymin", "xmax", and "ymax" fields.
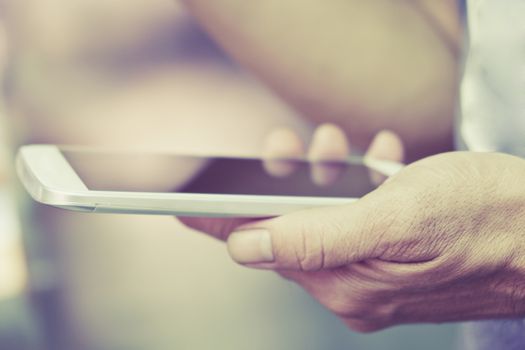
[
  {"xmin": 308, "ymin": 123, "xmax": 350, "ymax": 186},
  {"xmin": 365, "ymin": 130, "xmax": 404, "ymax": 163},
  {"xmin": 262, "ymin": 128, "xmax": 305, "ymax": 177},
  {"xmin": 365, "ymin": 130, "xmax": 405, "ymax": 185},
  {"xmin": 225, "ymin": 188, "xmax": 405, "ymax": 271}
]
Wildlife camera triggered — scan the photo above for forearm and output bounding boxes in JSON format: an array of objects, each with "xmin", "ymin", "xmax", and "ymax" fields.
[{"xmin": 182, "ymin": 0, "xmax": 462, "ymax": 159}]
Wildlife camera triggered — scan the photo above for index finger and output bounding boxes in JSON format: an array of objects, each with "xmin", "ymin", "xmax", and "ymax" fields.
[
  {"xmin": 308, "ymin": 124, "xmax": 350, "ymax": 186},
  {"xmin": 262, "ymin": 128, "xmax": 305, "ymax": 177}
]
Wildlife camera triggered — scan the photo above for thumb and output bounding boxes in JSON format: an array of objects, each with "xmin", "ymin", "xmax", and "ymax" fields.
[{"xmin": 226, "ymin": 198, "xmax": 395, "ymax": 271}]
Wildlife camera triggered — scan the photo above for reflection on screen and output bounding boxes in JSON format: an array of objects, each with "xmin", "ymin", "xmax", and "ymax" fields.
[{"xmin": 62, "ymin": 150, "xmax": 381, "ymax": 198}]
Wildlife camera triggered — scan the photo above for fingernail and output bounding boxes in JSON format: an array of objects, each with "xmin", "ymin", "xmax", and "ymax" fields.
[{"xmin": 227, "ymin": 229, "xmax": 274, "ymax": 264}]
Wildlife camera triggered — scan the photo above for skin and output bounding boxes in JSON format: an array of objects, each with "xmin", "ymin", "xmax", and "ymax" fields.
[
  {"xmin": 182, "ymin": 0, "xmax": 462, "ymax": 160},
  {"xmin": 183, "ymin": 126, "xmax": 525, "ymax": 332}
]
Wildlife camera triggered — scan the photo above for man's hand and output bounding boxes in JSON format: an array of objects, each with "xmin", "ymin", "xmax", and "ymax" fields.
[
  {"xmin": 227, "ymin": 151, "xmax": 525, "ymax": 331},
  {"xmin": 181, "ymin": 0, "xmax": 462, "ymax": 159},
  {"xmin": 182, "ymin": 126, "xmax": 525, "ymax": 331}
]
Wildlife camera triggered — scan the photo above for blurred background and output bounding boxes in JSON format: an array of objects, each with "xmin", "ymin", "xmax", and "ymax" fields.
[{"xmin": 0, "ymin": 0, "xmax": 458, "ymax": 349}]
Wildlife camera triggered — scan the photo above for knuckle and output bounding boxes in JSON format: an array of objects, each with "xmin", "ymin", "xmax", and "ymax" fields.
[
  {"xmin": 374, "ymin": 302, "xmax": 397, "ymax": 324},
  {"xmin": 322, "ymin": 292, "xmax": 370, "ymax": 319},
  {"xmin": 321, "ymin": 286, "xmax": 394, "ymax": 323},
  {"xmin": 343, "ymin": 320, "xmax": 383, "ymax": 333},
  {"xmin": 290, "ymin": 221, "xmax": 328, "ymax": 272},
  {"xmin": 323, "ymin": 296, "xmax": 354, "ymax": 317}
]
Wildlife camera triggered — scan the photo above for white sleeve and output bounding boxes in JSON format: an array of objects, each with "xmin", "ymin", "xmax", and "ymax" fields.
[{"xmin": 459, "ymin": 0, "xmax": 525, "ymax": 155}]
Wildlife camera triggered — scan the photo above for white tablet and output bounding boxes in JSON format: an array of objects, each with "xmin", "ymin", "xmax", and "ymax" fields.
[{"xmin": 16, "ymin": 145, "xmax": 403, "ymax": 217}]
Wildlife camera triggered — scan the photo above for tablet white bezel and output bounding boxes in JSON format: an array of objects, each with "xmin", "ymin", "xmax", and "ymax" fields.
[{"xmin": 17, "ymin": 145, "xmax": 402, "ymax": 217}]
